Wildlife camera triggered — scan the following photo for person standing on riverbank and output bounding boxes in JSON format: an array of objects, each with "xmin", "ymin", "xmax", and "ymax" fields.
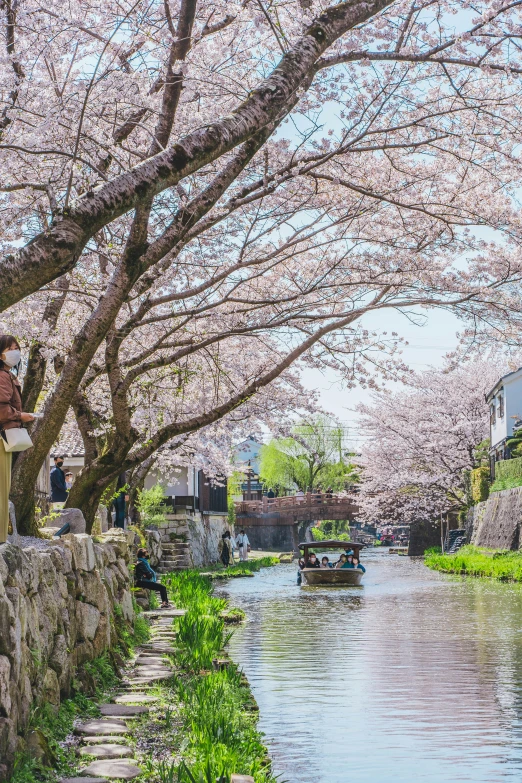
[
  {"xmin": 236, "ymin": 529, "xmax": 250, "ymax": 561},
  {"xmin": 0, "ymin": 335, "xmax": 35, "ymax": 544}
]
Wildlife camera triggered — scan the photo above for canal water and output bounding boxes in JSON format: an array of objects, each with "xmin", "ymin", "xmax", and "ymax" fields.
[{"xmin": 219, "ymin": 549, "xmax": 522, "ymax": 783}]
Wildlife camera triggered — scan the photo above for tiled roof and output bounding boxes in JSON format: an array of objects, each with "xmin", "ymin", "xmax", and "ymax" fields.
[{"xmin": 51, "ymin": 426, "xmax": 85, "ymax": 457}]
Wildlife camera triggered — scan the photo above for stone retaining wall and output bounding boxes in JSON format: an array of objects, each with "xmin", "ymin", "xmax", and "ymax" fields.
[
  {"xmin": 146, "ymin": 510, "xmax": 230, "ymax": 568},
  {"xmin": 0, "ymin": 530, "xmax": 135, "ymax": 779},
  {"xmin": 469, "ymin": 486, "xmax": 522, "ymax": 549}
]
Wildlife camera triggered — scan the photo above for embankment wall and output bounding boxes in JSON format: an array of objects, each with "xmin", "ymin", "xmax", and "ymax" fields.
[
  {"xmin": 0, "ymin": 530, "xmax": 134, "ymax": 778},
  {"xmin": 468, "ymin": 486, "xmax": 522, "ymax": 549}
]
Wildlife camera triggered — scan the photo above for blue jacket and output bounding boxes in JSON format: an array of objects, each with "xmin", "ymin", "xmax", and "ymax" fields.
[
  {"xmin": 50, "ymin": 466, "xmax": 68, "ymax": 502},
  {"xmin": 135, "ymin": 558, "xmax": 157, "ymax": 583}
]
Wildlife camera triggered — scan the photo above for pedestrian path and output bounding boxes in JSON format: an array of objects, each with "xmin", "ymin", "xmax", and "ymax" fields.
[{"xmin": 59, "ymin": 608, "xmax": 185, "ymax": 782}]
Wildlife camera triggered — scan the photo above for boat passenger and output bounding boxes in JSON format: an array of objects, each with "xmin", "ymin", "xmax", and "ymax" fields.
[
  {"xmin": 341, "ymin": 554, "xmax": 355, "ymax": 569},
  {"xmin": 352, "ymin": 556, "xmax": 366, "ymax": 573},
  {"xmin": 320, "ymin": 556, "xmax": 331, "ymax": 569},
  {"xmin": 335, "ymin": 554, "xmax": 347, "ymax": 569},
  {"xmin": 298, "ymin": 557, "xmax": 306, "ymax": 570},
  {"xmin": 306, "ymin": 553, "xmax": 321, "ymax": 568}
]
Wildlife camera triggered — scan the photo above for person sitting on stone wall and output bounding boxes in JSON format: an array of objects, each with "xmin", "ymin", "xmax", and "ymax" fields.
[{"xmin": 135, "ymin": 547, "xmax": 170, "ymax": 608}]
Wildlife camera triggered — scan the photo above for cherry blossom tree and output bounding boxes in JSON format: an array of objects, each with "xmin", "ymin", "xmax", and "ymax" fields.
[
  {"xmin": 356, "ymin": 359, "xmax": 508, "ymax": 523},
  {"xmin": 3, "ymin": 0, "xmax": 522, "ymax": 532}
]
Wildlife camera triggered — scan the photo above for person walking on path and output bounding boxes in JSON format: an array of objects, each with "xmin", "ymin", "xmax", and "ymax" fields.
[
  {"xmin": 50, "ymin": 455, "xmax": 68, "ymax": 503},
  {"xmin": 134, "ymin": 547, "xmax": 170, "ymax": 608},
  {"xmin": 219, "ymin": 531, "xmax": 233, "ymax": 567},
  {"xmin": 236, "ymin": 529, "xmax": 250, "ymax": 561},
  {"xmin": 0, "ymin": 335, "xmax": 35, "ymax": 543}
]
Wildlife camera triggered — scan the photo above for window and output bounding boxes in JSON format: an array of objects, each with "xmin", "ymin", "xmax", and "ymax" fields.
[
  {"xmin": 499, "ymin": 395, "xmax": 504, "ymax": 418},
  {"xmin": 490, "ymin": 403, "xmax": 496, "ymax": 425}
]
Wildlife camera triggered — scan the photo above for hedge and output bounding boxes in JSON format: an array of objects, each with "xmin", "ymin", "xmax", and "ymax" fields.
[
  {"xmin": 495, "ymin": 456, "xmax": 522, "ymax": 482},
  {"xmin": 470, "ymin": 467, "xmax": 490, "ymax": 503}
]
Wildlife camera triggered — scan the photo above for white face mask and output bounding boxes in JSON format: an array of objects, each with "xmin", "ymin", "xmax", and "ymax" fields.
[{"xmin": 2, "ymin": 349, "xmax": 21, "ymax": 368}]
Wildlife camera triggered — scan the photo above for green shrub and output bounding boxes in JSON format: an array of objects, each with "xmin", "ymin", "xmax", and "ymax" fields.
[
  {"xmin": 136, "ymin": 483, "xmax": 169, "ymax": 527},
  {"xmin": 471, "ymin": 467, "xmax": 490, "ymax": 502}
]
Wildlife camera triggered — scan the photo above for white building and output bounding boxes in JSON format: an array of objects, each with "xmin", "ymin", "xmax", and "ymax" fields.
[{"xmin": 486, "ymin": 367, "xmax": 522, "ymax": 465}]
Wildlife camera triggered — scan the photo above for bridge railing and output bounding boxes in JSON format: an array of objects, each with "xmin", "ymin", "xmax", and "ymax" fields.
[{"xmin": 234, "ymin": 492, "xmax": 352, "ymax": 515}]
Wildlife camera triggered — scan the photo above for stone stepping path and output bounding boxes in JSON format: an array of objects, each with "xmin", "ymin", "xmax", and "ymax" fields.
[
  {"xmin": 112, "ymin": 694, "xmax": 157, "ymax": 705},
  {"xmin": 79, "ymin": 761, "xmax": 143, "ymax": 780},
  {"xmin": 75, "ymin": 720, "xmax": 128, "ymax": 736},
  {"xmin": 60, "ymin": 777, "xmax": 109, "ymax": 783},
  {"xmin": 78, "ymin": 744, "xmax": 134, "ymax": 760},
  {"xmin": 99, "ymin": 704, "xmax": 149, "ymax": 717},
  {"xmin": 72, "ymin": 606, "xmax": 178, "ymax": 780},
  {"xmin": 143, "ymin": 608, "xmax": 186, "ymax": 618}
]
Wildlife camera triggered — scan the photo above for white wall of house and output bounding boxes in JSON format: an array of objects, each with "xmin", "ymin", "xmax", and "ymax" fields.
[
  {"xmin": 488, "ymin": 368, "xmax": 522, "ymax": 449},
  {"xmin": 144, "ymin": 465, "xmax": 200, "ymax": 498}
]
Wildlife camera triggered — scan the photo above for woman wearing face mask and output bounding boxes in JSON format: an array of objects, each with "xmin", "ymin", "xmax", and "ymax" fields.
[{"xmin": 0, "ymin": 335, "xmax": 35, "ymax": 543}]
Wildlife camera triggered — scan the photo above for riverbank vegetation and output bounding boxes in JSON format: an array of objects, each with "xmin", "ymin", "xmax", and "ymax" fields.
[
  {"xmin": 156, "ymin": 571, "xmax": 275, "ymax": 781},
  {"xmin": 198, "ymin": 556, "xmax": 280, "ymax": 579},
  {"xmin": 425, "ymin": 545, "xmax": 522, "ymax": 581}
]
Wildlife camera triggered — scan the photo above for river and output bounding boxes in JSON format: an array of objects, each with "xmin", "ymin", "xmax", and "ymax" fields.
[{"xmin": 219, "ymin": 549, "xmax": 522, "ymax": 783}]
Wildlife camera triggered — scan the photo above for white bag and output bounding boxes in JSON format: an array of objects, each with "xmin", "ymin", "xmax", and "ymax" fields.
[{"xmin": 1, "ymin": 427, "xmax": 33, "ymax": 452}]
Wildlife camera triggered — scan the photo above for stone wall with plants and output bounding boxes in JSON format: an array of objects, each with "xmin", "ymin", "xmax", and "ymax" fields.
[
  {"xmin": 0, "ymin": 529, "xmax": 135, "ymax": 779},
  {"xmin": 468, "ymin": 485, "xmax": 522, "ymax": 549}
]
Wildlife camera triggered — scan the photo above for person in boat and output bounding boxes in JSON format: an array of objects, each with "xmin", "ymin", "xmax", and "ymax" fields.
[
  {"xmin": 306, "ymin": 552, "xmax": 321, "ymax": 568},
  {"xmin": 335, "ymin": 554, "xmax": 347, "ymax": 569},
  {"xmin": 341, "ymin": 554, "xmax": 355, "ymax": 569},
  {"xmin": 320, "ymin": 556, "xmax": 332, "ymax": 568},
  {"xmin": 352, "ymin": 556, "xmax": 366, "ymax": 573}
]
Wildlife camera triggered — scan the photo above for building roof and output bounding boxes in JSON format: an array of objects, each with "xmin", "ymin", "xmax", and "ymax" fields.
[
  {"xmin": 51, "ymin": 427, "xmax": 85, "ymax": 457},
  {"xmin": 485, "ymin": 367, "xmax": 522, "ymax": 402}
]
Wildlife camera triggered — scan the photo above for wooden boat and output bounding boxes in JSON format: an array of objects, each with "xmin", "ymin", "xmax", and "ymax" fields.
[{"xmin": 299, "ymin": 540, "xmax": 365, "ymax": 586}]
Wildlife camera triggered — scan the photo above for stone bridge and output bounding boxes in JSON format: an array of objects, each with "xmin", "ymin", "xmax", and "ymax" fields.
[{"xmin": 234, "ymin": 493, "xmax": 358, "ymax": 551}]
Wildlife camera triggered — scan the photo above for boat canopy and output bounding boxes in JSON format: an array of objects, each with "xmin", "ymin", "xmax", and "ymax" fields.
[{"xmin": 299, "ymin": 540, "xmax": 365, "ymax": 557}]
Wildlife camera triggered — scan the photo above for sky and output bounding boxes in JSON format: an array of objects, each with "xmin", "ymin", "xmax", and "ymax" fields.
[{"xmin": 300, "ymin": 305, "xmax": 462, "ymax": 450}]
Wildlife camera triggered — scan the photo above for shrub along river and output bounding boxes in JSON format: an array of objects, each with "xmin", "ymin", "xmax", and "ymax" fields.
[{"xmin": 218, "ymin": 548, "xmax": 522, "ymax": 783}]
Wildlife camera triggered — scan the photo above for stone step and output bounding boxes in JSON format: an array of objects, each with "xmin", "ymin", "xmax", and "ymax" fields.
[
  {"xmin": 81, "ymin": 736, "xmax": 127, "ymax": 745},
  {"xmin": 161, "ymin": 542, "xmax": 190, "ymax": 549},
  {"xmin": 99, "ymin": 704, "xmax": 149, "ymax": 717},
  {"xmin": 60, "ymin": 778, "xmax": 109, "ymax": 783},
  {"xmin": 75, "ymin": 720, "xmax": 128, "ymax": 736},
  {"xmin": 79, "ymin": 760, "xmax": 142, "ymax": 780},
  {"xmin": 112, "ymin": 694, "xmax": 158, "ymax": 705},
  {"xmin": 78, "ymin": 744, "xmax": 134, "ymax": 760}
]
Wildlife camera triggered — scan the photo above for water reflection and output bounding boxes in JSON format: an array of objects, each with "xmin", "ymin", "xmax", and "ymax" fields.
[{"xmin": 219, "ymin": 550, "xmax": 522, "ymax": 783}]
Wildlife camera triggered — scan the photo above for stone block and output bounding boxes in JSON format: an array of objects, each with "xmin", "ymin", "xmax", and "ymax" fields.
[
  {"xmin": 52, "ymin": 508, "xmax": 87, "ymax": 535},
  {"xmin": 231, "ymin": 776, "xmax": 255, "ymax": 783},
  {"xmin": 0, "ymin": 596, "xmax": 14, "ymax": 656},
  {"xmin": 65, "ymin": 535, "xmax": 96, "ymax": 572},
  {"xmin": 43, "ymin": 667, "xmax": 60, "ymax": 707},
  {"xmin": 119, "ymin": 590, "xmax": 134, "ymax": 624},
  {"xmin": 76, "ymin": 602, "xmax": 101, "ymax": 642},
  {"xmin": 49, "ymin": 634, "xmax": 68, "ymax": 679},
  {"xmin": 0, "ymin": 656, "xmax": 11, "ymax": 717}
]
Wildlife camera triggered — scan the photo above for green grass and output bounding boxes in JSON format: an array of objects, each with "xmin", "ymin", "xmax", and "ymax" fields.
[
  {"xmin": 425, "ymin": 544, "xmax": 522, "ymax": 581},
  {"xmin": 490, "ymin": 475, "xmax": 522, "ymax": 492},
  {"xmin": 159, "ymin": 570, "xmax": 275, "ymax": 782},
  {"xmin": 194, "ymin": 556, "xmax": 279, "ymax": 578}
]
